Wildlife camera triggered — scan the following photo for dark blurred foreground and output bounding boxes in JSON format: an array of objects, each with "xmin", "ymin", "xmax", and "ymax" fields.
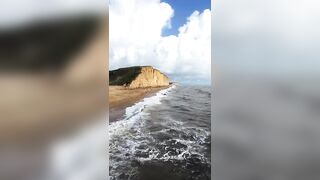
[
  {"xmin": 0, "ymin": 10, "xmax": 108, "ymax": 180},
  {"xmin": 213, "ymin": 74, "xmax": 320, "ymax": 180}
]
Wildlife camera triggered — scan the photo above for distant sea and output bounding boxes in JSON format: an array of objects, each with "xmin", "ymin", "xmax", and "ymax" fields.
[{"xmin": 109, "ymin": 85, "xmax": 211, "ymax": 180}]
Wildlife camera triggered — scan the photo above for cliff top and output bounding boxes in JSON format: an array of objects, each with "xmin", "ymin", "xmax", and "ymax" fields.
[{"xmin": 109, "ymin": 66, "xmax": 170, "ymax": 88}]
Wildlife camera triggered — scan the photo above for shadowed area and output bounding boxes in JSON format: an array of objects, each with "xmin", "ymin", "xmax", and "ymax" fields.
[
  {"xmin": 0, "ymin": 16, "xmax": 99, "ymax": 72},
  {"xmin": 109, "ymin": 66, "xmax": 169, "ymax": 88},
  {"xmin": 110, "ymin": 66, "xmax": 141, "ymax": 86}
]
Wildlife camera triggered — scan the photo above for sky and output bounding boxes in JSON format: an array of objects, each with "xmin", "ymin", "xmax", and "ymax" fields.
[
  {"xmin": 0, "ymin": 0, "xmax": 211, "ymax": 85},
  {"xmin": 161, "ymin": 0, "xmax": 211, "ymax": 36},
  {"xmin": 214, "ymin": 0, "xmax": 320, "ymax": 77},
  {"xmin": 109, "ymin": 0, "xmax": 211, "ymax": 85},
  {"xmin": 0, "ymin": 0, "xmax": 106, "ymax": 29}
]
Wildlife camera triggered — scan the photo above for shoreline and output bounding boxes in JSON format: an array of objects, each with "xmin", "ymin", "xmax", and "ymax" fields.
[{"xmin": 109, "ymin": 85, "xmax": 169, "ymax": 123}]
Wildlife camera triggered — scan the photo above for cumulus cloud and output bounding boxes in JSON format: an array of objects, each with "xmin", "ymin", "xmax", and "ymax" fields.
[
  {"xmin": 109, "ymin": 0, "xmax": 211, "ymax": 83},
  {"xmin": 0, "ymin": 0, "xmax": 106, "ymax": 29},
  {"xmin": 213, "ymin": 0, "xmax": 320, "ymax": 75}
]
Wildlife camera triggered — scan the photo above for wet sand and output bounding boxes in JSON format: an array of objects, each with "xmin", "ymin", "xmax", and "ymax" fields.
[{"xmin": 109, "ymin": 86, "xmax": 168, "ymax": 122}]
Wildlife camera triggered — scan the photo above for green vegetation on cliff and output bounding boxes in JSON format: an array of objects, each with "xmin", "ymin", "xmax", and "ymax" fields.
[{"xmin": 109, "ymin": 66, "xmax": 170, "ymax": 88}]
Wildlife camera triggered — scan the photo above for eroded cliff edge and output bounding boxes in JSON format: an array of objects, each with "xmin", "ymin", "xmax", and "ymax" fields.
[{"xmin": 109, "ymin": 66, "xmax": 170, "ymax": 88}]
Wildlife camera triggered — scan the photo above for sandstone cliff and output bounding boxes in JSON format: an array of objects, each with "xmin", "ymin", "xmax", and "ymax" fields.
[{"xmin": 109, "ymin": 66, "xmax": 170, "ymax": 88}]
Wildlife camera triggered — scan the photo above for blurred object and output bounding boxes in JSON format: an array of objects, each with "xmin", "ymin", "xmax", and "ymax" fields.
[
  {"xmin": 0, "ymin": 0, "xmax": 106, "ymax": 30},
  {"xmin": 213, "ymin": 0, "xmax": 320, "ymax": 180},
  {"xmin": 0, "ymin": 1, "xmax": 108, "ymax": 180},
  {"xmin": 0, "ymin": 16, "xmax": 100, "ymax": 72},
  {"xmin": 214, "ymin": 75, "xmax": 320, "ymax": 180},
  {"xmin": 0, "ymin": 16, "xmax": 108, "ymax": 143}
]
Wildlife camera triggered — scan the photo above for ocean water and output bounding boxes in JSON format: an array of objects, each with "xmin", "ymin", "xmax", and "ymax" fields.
[
  {"xmin": 109, "ymin": 85, "xmax": 211, "ymax": 180},
  {"xmin": 214, "ymin": 77, "xmax": 320, "ymax": 180}
]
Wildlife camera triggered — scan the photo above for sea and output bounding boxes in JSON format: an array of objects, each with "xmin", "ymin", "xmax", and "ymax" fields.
[{"xmin": 109, "ymin": 85, "xmax": 211, "ymax": 180}]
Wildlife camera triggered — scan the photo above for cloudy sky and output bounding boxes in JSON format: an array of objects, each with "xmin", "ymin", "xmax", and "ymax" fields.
[
  {"xmin": 0, "ymin": 0, "xmax": 106, "ymax": 29},
  {"xmin": 214, "ymin": 0, "xmax": 320, "ymax": 77},
  {"xmin": 109, "ymin": 0, "xmax": 211, "ymax": 84}
]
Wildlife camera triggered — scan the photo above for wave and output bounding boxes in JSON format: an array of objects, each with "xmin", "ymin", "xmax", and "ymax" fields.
[
  {"xmin": 109, "ymin": 85, "xmax": 175, "ymax": 137},
  {"xmin": 109, "ymin": 85, "xmax": 211, "ymax": 179}
]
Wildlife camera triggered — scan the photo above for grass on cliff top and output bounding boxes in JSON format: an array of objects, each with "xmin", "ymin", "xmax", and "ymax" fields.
[{"xmin": 109, "ymin": 66, "xmax": 142, "ymax": 86}]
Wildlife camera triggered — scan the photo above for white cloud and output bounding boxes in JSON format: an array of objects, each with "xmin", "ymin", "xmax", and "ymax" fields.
[
  {"xmin": 109, "ymin": 0, "xmax": 211, "ymax": 82},
  {"xmin": 214, "ymin": 0, "xmax": 320, "ymax": 75},
  {"xmin": 215, "ymin": 0, "xmax": 320, "ymax": 42},
  {"xmin": 0, "ymin": 0, "xmax": 106, "ymax": 29}
]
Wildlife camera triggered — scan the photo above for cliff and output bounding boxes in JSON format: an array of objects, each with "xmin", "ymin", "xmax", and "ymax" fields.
[{"xmin": 109, "ymin": 66, "xmax": 170, "ymax": 88}]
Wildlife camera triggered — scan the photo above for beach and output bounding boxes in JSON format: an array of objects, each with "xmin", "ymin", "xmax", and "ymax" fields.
[{"xmin": 109, "ymin": 85, "xmax": 168, "ymax": 122}]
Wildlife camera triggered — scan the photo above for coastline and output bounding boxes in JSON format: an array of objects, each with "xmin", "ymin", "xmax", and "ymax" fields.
[
  {"xmin": 109, "ymin": 85, "xmax": 169, "ymax": 122},
  {"xmin": 109, "ymin": 85, "xmax": 212, "ymax": 179}
]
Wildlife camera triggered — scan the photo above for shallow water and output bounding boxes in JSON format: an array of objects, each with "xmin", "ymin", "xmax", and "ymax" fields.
[{"xmin": 109, "ymin": 85, "xmax": 211, "ymax": 180}]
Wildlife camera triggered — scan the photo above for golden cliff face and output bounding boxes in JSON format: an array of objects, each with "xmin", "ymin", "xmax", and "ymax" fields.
[
  {"xmin": 129, "ymin": 66, "xmax": 169, "ymax": 88},
  {"xmin": 109, "ymin": 66, "xmax": 170, "ymax": 88}
]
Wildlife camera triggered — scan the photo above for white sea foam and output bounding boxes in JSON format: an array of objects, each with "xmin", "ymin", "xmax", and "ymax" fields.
[
  {"xmin": 47, "ymin": 116, "xmax": 107, "ymax": 180},
  {"xmin": 109, "ymin": 85, "xmax": 176, "ymax": 178},
  {"xmin": 124, "ymin": 85, "xmax": 175, "ymax": 120},
  {"xmin": 109, "ymin": 85, "xmax": 175, "ymax": 137},
  {"xmin": 109, "ymin": 85, "xmax": 211, "ymax": 179}
]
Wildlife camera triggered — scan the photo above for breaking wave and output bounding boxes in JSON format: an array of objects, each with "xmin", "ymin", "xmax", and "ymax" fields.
[{"xmin": 109, "ymin": 85, "xmax": 211, "ymax": 180}]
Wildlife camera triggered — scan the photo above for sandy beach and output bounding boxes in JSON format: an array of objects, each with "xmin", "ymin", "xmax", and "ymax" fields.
[{"xmin": 109, "ymin": 86, "xmax": 167, "ymax": 122}]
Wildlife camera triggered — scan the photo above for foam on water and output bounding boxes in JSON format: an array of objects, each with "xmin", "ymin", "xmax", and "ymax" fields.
[
  {"xmin": 109, "ymin": 85, "xmax": 211, "ymax": 179},
  {"xmin": 109, "ymin": 85, "xmax": 175, "ymax": 138},
  {"xmin": 47, "ymin": 116, "xmax": 107, "ymax": 180}
]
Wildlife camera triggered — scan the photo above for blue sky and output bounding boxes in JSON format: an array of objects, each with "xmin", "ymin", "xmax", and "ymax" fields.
[
  {"xmin": 110, "ymin": 0, "xmax": 211, "ymax": 85},
  {"xmin": 161, "ymin": 0, "xmax": 211, "ymax": 36}
]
